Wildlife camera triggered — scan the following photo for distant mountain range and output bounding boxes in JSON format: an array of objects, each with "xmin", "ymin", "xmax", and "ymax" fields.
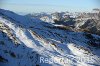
[{"xmin": 26, "ymin": 9, "xmax": 100, "ymax": 35}]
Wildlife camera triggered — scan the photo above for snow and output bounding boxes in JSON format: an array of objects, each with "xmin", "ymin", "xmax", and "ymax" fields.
[
  {"xmin": 0, "ymin": 9, "xmax": 100, "ymax": 66},
  {"xmin": 68, "ymin": 43, "xmax": 84, "ymax": 56}
]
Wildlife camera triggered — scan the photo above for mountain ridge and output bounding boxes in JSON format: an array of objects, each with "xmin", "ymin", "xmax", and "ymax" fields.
[{"xmin": 0, "ymin": 9, "xmax": 100, "ymax": 66}]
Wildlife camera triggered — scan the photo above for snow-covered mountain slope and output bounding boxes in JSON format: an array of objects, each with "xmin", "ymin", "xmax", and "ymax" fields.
[{"xmin": 0, "ymin": 9, "xmax": 100, "ymax": 66}]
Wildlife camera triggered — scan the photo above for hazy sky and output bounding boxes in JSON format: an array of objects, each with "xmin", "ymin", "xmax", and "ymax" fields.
[{"xmin": 0, "ymin": 0, "xmax": 99, "ymax": 13}]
